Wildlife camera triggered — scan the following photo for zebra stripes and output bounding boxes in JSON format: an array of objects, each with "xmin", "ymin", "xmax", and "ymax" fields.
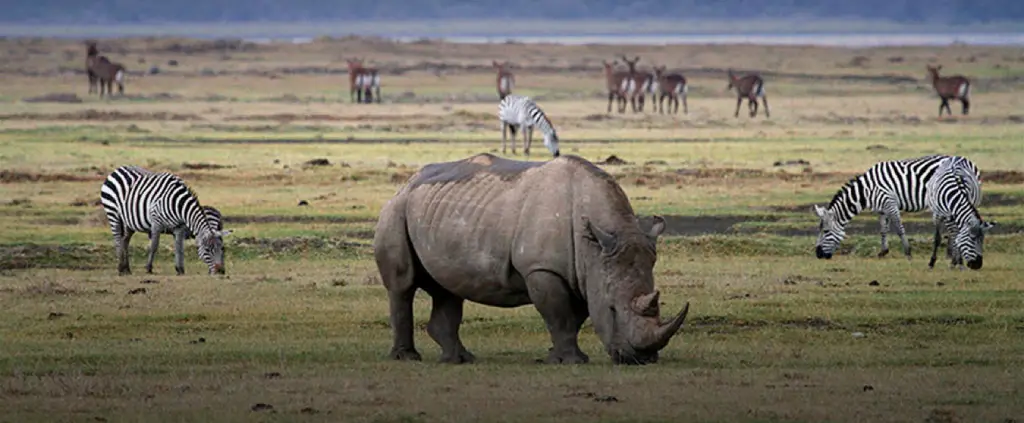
[
  {"xmin": 812, "ymin": 154, "xmax": 981, "ymax": 261},
  {"xmin": 100, "ymin": 165, "xmax": 230, "ymax": 276},
  {"xmin": 357, "ymin": 70, "xmax": 381, "ymax": 103},
  {"xmin": 925, "ymin": 156, "xmax": 995, "ymax": 270},
  {"xmin": 498, "ymin": 94, "xmax": 561, "ymax": 158}
]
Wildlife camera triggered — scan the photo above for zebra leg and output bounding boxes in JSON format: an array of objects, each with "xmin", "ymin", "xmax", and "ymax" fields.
[
  {"xmin": 877, "ymin": 213, "xmax": 891, "ymax": 258},
  {"xmin": 501, "ymin": 123, "xmax": 507, "ymax": 154},
  {"xmin": 525, "ymin": 127, "xmax": 532, "ymax": 157},
  {"xmin": 887, "ymin": 209, "xmax": 912, "ymax": 260},
  {"xmin": 117, "ymin": 231, "xmax": 135, "ymax": 275},
  {"xmin": 173, "ymin": 228, "xmax": 187, "ymax": 275},
  {"xmin": 928, "ymin": 222, "xmax": 942, "ymax": 269},
  {"xmin": 145, "ymin": 228, "xmax": 162, "ymax": 274}
]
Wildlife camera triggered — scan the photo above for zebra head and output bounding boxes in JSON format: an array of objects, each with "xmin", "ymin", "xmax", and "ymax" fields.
[
  {"xmin": 544, "ymin": 132, "xmax": 560, "ymax": 158},
  {"xmin": 953, "ymin": 220, "xmax": 995, "ymax": 270},
  {"xmin": 196, "ymin": 229, "xmax": 232, "ymax": 274},
  {"xmin": 812, "ymin": 204, "xmax": 846, "ymax": 259}
]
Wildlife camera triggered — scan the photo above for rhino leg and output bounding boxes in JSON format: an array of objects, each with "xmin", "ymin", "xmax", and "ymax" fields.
[
  {"xmin": 423, "ymin": 285, "xmax": 475, "ymax": 364},
  {"xmin": 527, "ymin": 271, "xmax": 590, "ymax": 364},
  {"xmin": 375, "ymin": 207, "xmax": 423, "ymax": 361}
]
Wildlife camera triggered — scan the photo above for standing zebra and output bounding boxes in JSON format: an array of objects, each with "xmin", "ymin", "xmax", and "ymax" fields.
[
  {"xmin": 100, "ymin": 166, "xmax": 230, "ymax": 276},
  {"xmin": 498, "ymin": 94, "xmax": 561, "ymax": 158},
  {"xmin": 925, "ymin": 156, "xmax": 995, "ymax": 270},
  {"xmin": 812, "ymin": 155, "xmax": 981, "ymax": 261}
]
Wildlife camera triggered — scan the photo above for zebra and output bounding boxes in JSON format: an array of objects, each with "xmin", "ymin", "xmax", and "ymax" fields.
[
  {"xmin": 100, "ymin": 165, "xmax": 231, "ymax": 276},
  {"xmin": 498, "ymin": 94, "xmax": 560, "ymax": 158},
  {"xmin": 812, "ymin": 154, "xmax": 981, "ymax": 261},
  {"xmin": 925, "ymin": 156, "xmax": 995, "ymax": 270}
]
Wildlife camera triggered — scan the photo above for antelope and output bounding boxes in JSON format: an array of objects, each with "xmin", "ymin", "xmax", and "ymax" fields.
[
  {"xmin": 85, "ymin": 42, "xmax": 126, "ymax": 97},
  {"xmin": 652, "ymin": 65, "xmax": 688, "ymax": 114},
  {"xmin": 601, "ymin": 60, "xmax": 629, "ymax": 113},
  {"xmin": 346, "ymin": 58, "xmax": 381, "ymax": 104},
  {"xmin": 493, "ymin": 61, "xmax": 515, "ymax": 100},
  {"xmin": 926, "ymin": 65, "xmax": 971, "ymax": 117},
  {"xmin": 620, "ymin": 56, "xmax": 651, "ymax": 113},
  {"xmin": 726, "ymin": 69, "xmax": 769, "ymax": 118},
  {"xmin": 85, "ymin": 42, "xmax": 100, "ymax": 94}
]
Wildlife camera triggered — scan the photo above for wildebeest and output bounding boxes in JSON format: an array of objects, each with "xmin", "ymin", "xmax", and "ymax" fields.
[
  {"xmin": 373, "ymin": 153, "xmax": 690, "ymax": 365},
  {"xmin": 726, "ymin": 69, "xmax": 768, "ymax": 118},
  {"xmin": 926, "ymin": 65, "xmax": 971, "ymax": 117}
]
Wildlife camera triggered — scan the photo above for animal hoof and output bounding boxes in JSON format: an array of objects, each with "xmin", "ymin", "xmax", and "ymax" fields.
[
  {"xmin": 175, "ymin": 267, "xmax": 185, "ymax": 275},
  {"xmin": 877, "ymin": 249, "xmax": 890, "ymax": 258},
  {"xmin": 388, "ymin": 348, "xmax": 423, "ymax": 361},
  {"xmin": 439, "ymin": 350, "xmax": 475, "ymax": 364},
  {"xmin": 545, "ymin": 350, "xmax": 590, "ymax": 365}
]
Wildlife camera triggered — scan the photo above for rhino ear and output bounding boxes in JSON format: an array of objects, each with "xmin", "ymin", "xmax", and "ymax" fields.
[{"xmin": 584, "ymin": 218, "xmax": 617, "ymax": 255}]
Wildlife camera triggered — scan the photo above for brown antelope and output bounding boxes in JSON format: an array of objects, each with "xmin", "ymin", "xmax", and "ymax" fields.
[
  {"xmin": 601, "ymin": 60, "xmax": 629, "ymax": 113},
  {"xmin": 346, "ymin": 58, "xmax": 381, "ymax": 104},
  {"xmin": 86, "ymin": 43, "xmax": 126, "ymax": 97},
  {"xmin": 85, "ymin": 42, "xmax": 126, "ymax": 97},
  {"xmin": 493, "ymin": 60, "xmax": 515, "ymax": 100},
  {"xmin": 620, "ymin": 56, "xmax": 650, "ymax": 113},
  {"xmin": 926, "ymin": 65, "xmax": 971, "ymax": 117},
  {"xmin": 85, "ymin": 42, "xmax": 100, "ymax": 94},
  {"xmin": 652, "ymin": 65, "xmax": 688, "ymax": 115},
  {"xmin": 726, "ymin": 69, "xmax": 769, "ymax": 118}
]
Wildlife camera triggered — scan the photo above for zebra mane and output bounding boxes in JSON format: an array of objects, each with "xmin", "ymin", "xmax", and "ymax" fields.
[
  {"xmin": 952, "ymin": 170, "xmax": 984, "ymax": 221},
  {"xmin": 826, "ymin": 175, "xmax": 863, "ymax": 210}
]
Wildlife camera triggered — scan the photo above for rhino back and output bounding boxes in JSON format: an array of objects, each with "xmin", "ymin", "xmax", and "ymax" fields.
[{"xmin": 400, "ymin": 154, "xmax": 575, "ymax": 307}]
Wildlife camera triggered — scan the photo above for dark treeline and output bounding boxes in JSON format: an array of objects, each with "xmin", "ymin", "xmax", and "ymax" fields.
[{"xmin": 6, "ymin": 0, "xmax": 1024, "ymax": 24}]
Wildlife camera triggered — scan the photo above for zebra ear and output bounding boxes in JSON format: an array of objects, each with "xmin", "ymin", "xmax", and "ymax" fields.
[
  {"xmin": 981, "ymin": 221, "xmax": 995, "ymax": 232},
  {"xmin": 812, "ymin": 205, "xmax": 826, "ymax": 218},
  {"xmin": 216, "ymin": 229, "xmax": 233, "ymax": 237}
]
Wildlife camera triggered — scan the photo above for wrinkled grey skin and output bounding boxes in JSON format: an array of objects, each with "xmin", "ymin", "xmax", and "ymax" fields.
[{"xmin": 373, "ymin": 153, "xmax": 690, "ymax": 365}]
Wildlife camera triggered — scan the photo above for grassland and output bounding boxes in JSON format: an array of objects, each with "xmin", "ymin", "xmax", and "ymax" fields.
[{"xmin": 1, "ymin": 34, "xmax": 1023, "ymax": 423}]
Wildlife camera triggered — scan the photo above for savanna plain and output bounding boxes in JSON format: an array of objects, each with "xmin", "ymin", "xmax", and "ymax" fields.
[{"xmin": 1, "ymin": 34, "xmax": 1024, "ymax": 423}]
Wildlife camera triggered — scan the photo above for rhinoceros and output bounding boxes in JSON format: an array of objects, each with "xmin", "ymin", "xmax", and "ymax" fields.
[{"xmin": 373, "ymin": 153, "xmax": 690, "ymax": 365}]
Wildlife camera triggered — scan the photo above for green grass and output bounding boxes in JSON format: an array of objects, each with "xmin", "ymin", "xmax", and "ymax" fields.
[{"xmin": 1, "ymin": 39, "xmax": 1024, "ymax": 423}]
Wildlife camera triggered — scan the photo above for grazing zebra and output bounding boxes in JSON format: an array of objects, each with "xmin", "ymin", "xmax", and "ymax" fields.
[
  {"xmin": 100, "ymin": 166, "xmax": 231, "ymax": 276},
  {"xmin": 927, "ymin": 65, "xmax": 971, "ymax": 117},
  {"xmin": 726, "ymin": 69, "xmax": 769, "ymax": 118},
  {"xmin": 812, "ymin": 155, "xmax": 981, "ymax": 261},
  {"xmin": 498, "ymin": 94, "xmax": 560, "ymax": 158},
  {"xmin": 925, "ymin": 156, "xmax": 995, "ymax": 270}
]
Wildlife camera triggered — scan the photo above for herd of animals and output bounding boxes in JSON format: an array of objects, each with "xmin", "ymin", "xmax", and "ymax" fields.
[{"xmin": 82, "ymin": 41, "xmax": 994, "ymax": 365}]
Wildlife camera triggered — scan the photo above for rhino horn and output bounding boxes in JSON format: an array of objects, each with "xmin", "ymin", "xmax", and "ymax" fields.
[
  {"xmin": 633, "ymin": 301, "xmax": 689, "ymax": 352},
  {"xmin": 634, "ymin": 290, "xmax": 660, "ymax": 316}
]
